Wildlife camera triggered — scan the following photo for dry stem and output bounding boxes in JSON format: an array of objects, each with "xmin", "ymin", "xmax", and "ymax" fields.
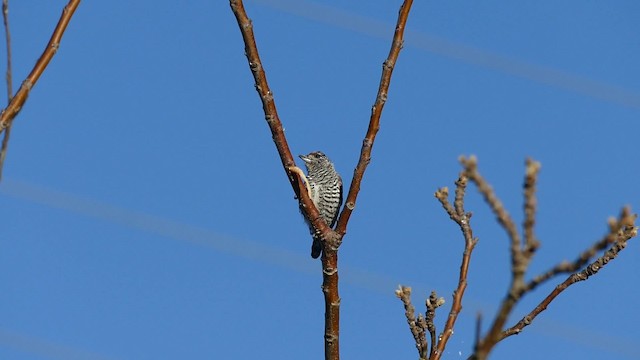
[
  {"xmin": 0, "ymin": 0, "xmax": 81, "ymax": 179},
  {"xmin": 432, "ymin": 175, "xmax": 478, "ymax": 360},
  {"xmin": 2, "ymin": 0, "xmax": 12, "ymax": 102},
  {"xmin": 0, "ymin": 0, "xmax": 13, "ymax": 178},
  {"xmin": 334, "ymin": 0, "xmax": 414, "ymax": 237},
  {"xmin": 425, "ymin": 291, "xmax": 442, "ymax": 358},
  {"xmin": 0, "ymin": 0, "xmax": 81, "ymax": 132},
  {"xmin": 461, "ymin": 156, "xmax": 527, "ymax": 358},
  {"xmin": 395, "ymin": 286, "xmax": 428, "ymax": 359}
]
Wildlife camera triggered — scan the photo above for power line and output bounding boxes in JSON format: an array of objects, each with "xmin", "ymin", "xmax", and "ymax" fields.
[
  {"xmin": 1, "ymin": 179, "xmax": 639, "ymax": 359},
  {"xmin": 0, "ymin": 328, "xmax": 115, "ymax": 360},
  {"xmin": 254, "ymin": 0, "xmax": 640, "ymax": 109}
]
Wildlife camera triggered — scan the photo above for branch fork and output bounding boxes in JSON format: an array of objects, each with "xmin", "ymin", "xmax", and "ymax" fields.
[{"xmin": 230, "ymin": 1, "xmax": 414, "ymax": 358}]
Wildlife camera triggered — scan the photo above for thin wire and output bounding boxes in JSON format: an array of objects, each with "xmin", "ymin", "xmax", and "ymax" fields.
[
  {"xmin": 0, "ymin": 328, "xmax": 116, "ymax": 360},
  {"xmin": 254, "ymin": 0, "xmax": 640, "ymax": 109},
  {"xmin": 1, "ymin": 179, "xmax": 639, "ymax": 359}
]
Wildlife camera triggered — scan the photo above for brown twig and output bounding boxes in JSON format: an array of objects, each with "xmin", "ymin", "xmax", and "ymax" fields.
[
  {"xmin": 473, "ymin": 313, "xmax": 482, "ymax": 353},
  {"xmin": 0, "ymin": 0, "xmax": 81, "ymax": 133},
  {"xmin": 524, "ymin": 212, "xmax": 628, "ymax": 293},
  {"xmin": 461, "ymin": 156, "xmax": 529, "ymax": 359},
  {"xmin": 397, "ymin": 285, "xmax": 446, "ymax": 360},
  {"xmin": 404, "ymin": 157, "xmax": 637, "ymax": 359},
  {"xmin": 228, "ymin": 0, "xmax": 327, "ymax": 238},
  {"xmin": 522, "ymin": 158, "xmax": 541, "ymax": 257},
  {"xmin": 0, "ymin": 0, "xmax": 13, "ymax": 179},
  {"xmin": 501, "ymin": 207, "xmax": 637, "ymax": 339},
  {"xmin": 334, "ymin": 0, "xmax": 413, "ymax": 237},
  {"xmin": 0, "ymin": 112, "xmax": 11, "ymax": 178},
  {"xmin": 433, "ymin": 174, "xmax": 478, "ymax": 360},
  {"xmin": 2, "ymin": 0, "xmax": 12, "ymax": 101},
  {"xmin": 425, "ymin": 291, "xmax": 443, "ymax": 358},
  {"xmin": 395, "ymin": 286, "xmax": 429, "ymax": 359},
  {"xmin": 460, "ymin": 156, "xmax": 522, "ymax": 270}
]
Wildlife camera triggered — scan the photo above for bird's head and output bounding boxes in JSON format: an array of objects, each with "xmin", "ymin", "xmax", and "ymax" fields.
[{"xmin": 299, "ymin": 151, "xmax": 331, "ymax": 171}]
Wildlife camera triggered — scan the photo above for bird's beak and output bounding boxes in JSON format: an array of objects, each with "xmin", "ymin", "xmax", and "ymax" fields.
[{"xmin": 299, "ymin": 154, "xmax": 311, "ymax": 163}]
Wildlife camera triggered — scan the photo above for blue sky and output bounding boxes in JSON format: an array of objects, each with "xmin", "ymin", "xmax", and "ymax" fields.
[{"xmin": 0, "ymin": 1, "xmax": 639, "ymax": 359}]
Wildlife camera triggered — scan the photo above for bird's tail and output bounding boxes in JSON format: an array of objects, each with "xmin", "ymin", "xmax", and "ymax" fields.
[{"xmin": 311, "ymin": 236, "xmax": 322, "ymax": 259}]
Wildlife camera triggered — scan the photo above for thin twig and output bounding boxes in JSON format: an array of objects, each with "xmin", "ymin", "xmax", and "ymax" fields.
[
  {"xmin": 425, "ymin": 291, "xmax": 443, "ymax": 359},
  {"xmin": 334, "ymin": 0, "xmax": 414, "ymax": 237},
  {"xmin": 524, "ymin": 214, "xmax": 626, "ymax": 292},
  {"xmin": 395, "ymin": 286, "xmax": 428, "ymax": 359},
  {"xmin": 522, "ymin": 158, "xmax": 541, "ymax": 257},
  {"xmin": 473, "ymin": 312, "xmax": 482, "ymax": 353},
  {"xmin": 417, "ymin": 315, "xmax": 429, "ymax": 359},
  {"xmin": 460, "ymin": 156, "xmax": 522, "ymax": 269},
  {"xmin": 228, "ymin": 0, "xmax": 328, "ymax": 239},
  {"xmin": 461, "ymin": 156, "xmax": 527, "ymax": 358},
  {"xmin": 2, "ymin": 0, "xmax": 12, "ymax": 101},
  {"xmin": 0, "ymin": 0, "xmax": 13, "ymax": 179},
  {"xmin": 501, "ymin": 207, "xmax": 637, "ymax": 339},
  {"xmin": 0, "ymin": 0, "xmax": 81, "ymax": 132},
  {"xmin": 433, "ymin": 173, "xmax": 478, "ymax": 360}
]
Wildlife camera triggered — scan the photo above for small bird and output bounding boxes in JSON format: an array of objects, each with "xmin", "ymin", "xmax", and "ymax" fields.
[{"xmin": 299, "ymin": 151, "xmax": 343, "ymax": 258}]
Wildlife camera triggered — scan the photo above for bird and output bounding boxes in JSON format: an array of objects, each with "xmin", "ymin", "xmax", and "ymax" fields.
[{"xmin": 298, "ymin": 151, "xmax": 343, "ymax": 258}]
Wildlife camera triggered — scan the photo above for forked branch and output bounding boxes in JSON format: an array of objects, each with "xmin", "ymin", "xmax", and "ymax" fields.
[
  {"xmin": 229, "ymin": 1, "xmax": 414, "ymax": 359},
  {"xmin": 0, "ymin": 0, "xmax": 81, "ymax": 132},
  {"xmin": 0, "ymin": 0, "xmax": 81, "ymax": 178},
  {"xmin": 400, "ymin": 157, "xmax": 637, "ymax": 360},
  {"xmin": 398, "ymin": 173, "xmax": 477, "ymax": 360},
  {"xmin": 461, "ymin": 157, "xmax": 638, "ymax": 360},
  {"xmin": 500, "ymin": 207, "xmax": 637, "ymax": 340}
]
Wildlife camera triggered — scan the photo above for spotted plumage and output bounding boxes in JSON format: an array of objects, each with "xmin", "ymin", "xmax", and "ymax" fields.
[{"xmin": 299, "ymin": 151, "xmax": 343, "ymax": 258}]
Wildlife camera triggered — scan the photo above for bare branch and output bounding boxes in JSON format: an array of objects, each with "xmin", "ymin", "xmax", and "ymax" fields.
[
  {"xmin": 334, "ymin": 0, "xmax": 414, "ymax": 237},
  {"xmin": 502, "ymin": 207, "xmax": 638, "ymax": 339},
  {"xmin": 0, "ymin": 0, "xmax": 81, "ymax": 132},
  {"xmin": 525, "ymin": 211, "xmax": 629, "ymax": 292},
  {"xmin": 432, "ymin": 172, "xmax": 478, "ymax": 360},
  {"xmin": 395, "ymin": 286, "xmax": 428, "ymax": 359},
  {"xmin": 2, "ymin": 0, "xmax": 12, "ymax": 101},
  {"xmin": 425, "ymin": 291, "xmax": 444, "ymax": 359},
  {"xmin": 0, "ymin": 0, "xmax": 13, "ymax": 179},
  {"xmin": 464, "ymin": 158, "xmax": 638, "ymax": 360},
  {"xmin": 230, "ymin": 2, "xmax": 414, "ymax": 358},
  {"xmin": 228, "ymin": 0, "xmax": 332, "ymax": 246},
  {"xmin": 522, "ymin": 158, "xmax": 541, "ymax": 257},
  {"xmin": 230, "ymin": 1, "xmax": 414, "ymax": 358},
  {"xmin": 460, "ymin": 156, "xmax": 522, "ymax": 270},
  {"xmin": 473, "ymin": 313, "xmax": 482, "ymax": 354},
  {"xmin": 462, "ymin": 156, "xmax": 527, "ymax": 358},
  {"xmin": 435, "ymin": 187, "xmax": 455, "ymax": 220}
]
